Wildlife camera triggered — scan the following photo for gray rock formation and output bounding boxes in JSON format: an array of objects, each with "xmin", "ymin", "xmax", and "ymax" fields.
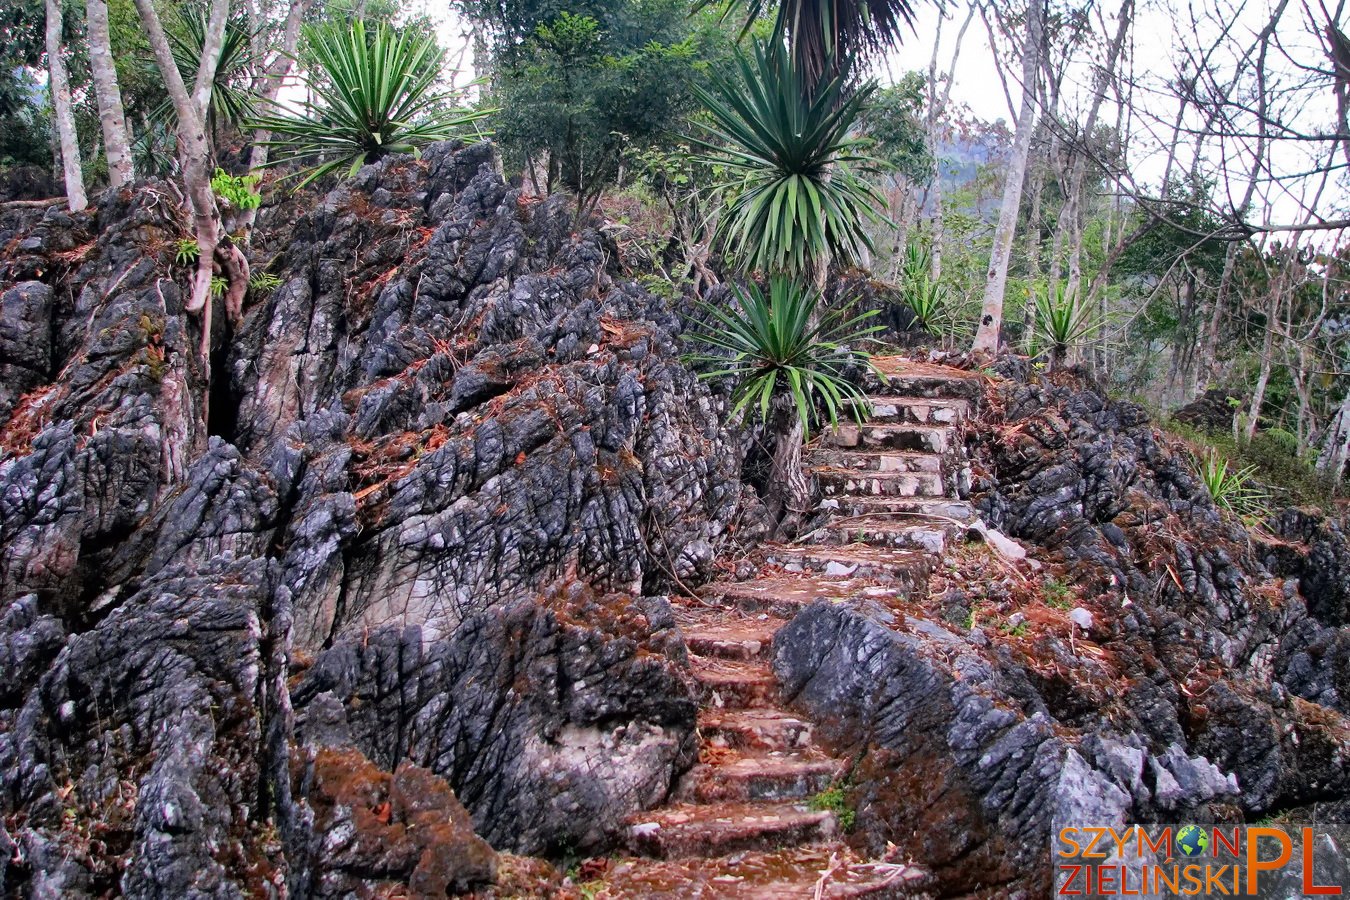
[{"xmin": 0, "ymin": 141, "xmax": 738, "ymax": 895}]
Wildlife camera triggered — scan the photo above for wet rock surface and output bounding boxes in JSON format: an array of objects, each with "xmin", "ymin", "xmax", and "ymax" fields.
[{"xmin": 0, "ymin": 141, "xmax": 738, "ymax": 895}]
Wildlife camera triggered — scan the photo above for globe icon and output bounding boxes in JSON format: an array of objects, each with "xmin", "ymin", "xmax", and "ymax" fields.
[{"xmin": 1176, "ymin": 825, "xmax": 1209, "ymax": 857}]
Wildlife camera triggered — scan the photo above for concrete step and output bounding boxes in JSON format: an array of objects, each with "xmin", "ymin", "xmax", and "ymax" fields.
[
  {"xmin": 820, "ymin": 496, "xmax": 976, "ymax": 522},
  {"xmin": 869, "ymin": 356, "xmax": 985, "ymax": 400},
  {"xmin": 699, "ymin": 708, "xmax": 814, "ymax": 752},
  {"xmin": 689, "ymin": 657, "xmax": 779, "ymax": 710},
  {"xmin": 624, "ymin": 801, "xmax": 836, "ymax": 859},
  {"xmin": 675, "ymin": 751, "xmax": 844, "ymax": 803},
  {"xmin": 702, "ymin": 576, "xmax": 919, "ymax": 618},
  {"xmin": 852, "ymin": 395, "xmax": 970, "ymax": 425},
  {"xmin": 814, "ymin": 466, "xmax": 945, "ymax": 499},
  {"xmin": 817, "ymin": 423, "xmax": 956, "ymax": 454},
  {"xmin": 759, "ymin": 546, "xmax": 932, "ymax": 590},
  {"xmin": 597, "ymin": 845, "xmax": 931, "ymax": 898},
  {"xmin": 806, "ymin": 448, "xmax": 943, "ymax": 474}
]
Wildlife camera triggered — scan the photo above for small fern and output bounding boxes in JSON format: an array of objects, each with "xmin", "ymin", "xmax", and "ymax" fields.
[{"xmin": 173, "ymin": 238, "xmax": 200, "ymax": 266}]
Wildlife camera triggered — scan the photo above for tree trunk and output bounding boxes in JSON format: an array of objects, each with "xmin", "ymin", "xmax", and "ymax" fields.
[
  {"xmin": 132, "ymin": 0, "xmax": 247, "ymax": 358},
  {"xmin": 45, "ymin": 0, "xmax": 87, "ymax": 211},
  {"xmin": 973, "ymin": 0, "xmax": 1045, "ymax": 354},
  {"xmin": 86, "ymin": 0, "xmax": 134, "ymax": 189},
  {"xmin": 770, "ymin": 414, "xmax": 811, "ymax": 539},
  {"xmin": 925, "ymin": 5, "xmax": 974, "ymax": 281},
  {"xmin": 1317, "ymin": 378, "xmax": 1350, "ymax": 481}
]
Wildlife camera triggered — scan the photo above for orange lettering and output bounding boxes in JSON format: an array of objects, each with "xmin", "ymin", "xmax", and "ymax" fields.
[
  {"xmin": 1059, "ymin": 828, "xmax": 1084, "ymax": 858},
  {"xmin": 1302, "ymin": 827, "xmax": 1343, "ymax": 895},
  {"xmin": 1246, "ymin": 827, "xmax": 1292, "ymax": 893}
]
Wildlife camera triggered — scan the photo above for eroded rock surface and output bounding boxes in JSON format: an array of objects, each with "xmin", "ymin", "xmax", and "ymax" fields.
[
  {"xmin": 770, "ymin": 367, "xmax": 1350, "ymax": 897},
  {"xmin": 0, "ymin": 141, "xmax": 736, "ymax": 895}
]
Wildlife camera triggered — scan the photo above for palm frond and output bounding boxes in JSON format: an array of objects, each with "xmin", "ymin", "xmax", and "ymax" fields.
[
  {"xmin": 251, "ymin": 20, "xmax": 492, "ymax": 188},
  {"xmin": 693, "ymin": 0, "xmax": 923, "ymax": 85},
  {"xmin": 152, "ymin": 8, "xmax": 260, "ymax": 132},
  {"xmin": 692, "ymin": 39, "xmax": 889, "ymax": 277},
  {"xmin": 683, "ymin": 277, "xmax": 881, "ymax": 438}
]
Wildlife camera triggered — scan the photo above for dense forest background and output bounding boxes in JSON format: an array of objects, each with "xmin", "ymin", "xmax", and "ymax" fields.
[{"xmin": 5, "ymin": 0, "xmax": 1350, "ymax": 509}]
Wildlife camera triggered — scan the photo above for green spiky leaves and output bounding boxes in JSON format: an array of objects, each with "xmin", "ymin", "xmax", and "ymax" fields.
[
  {"xmin": 252, "ymin": 20, "xmax": 492, "ymax": 188},
  {"xmin": 684, "ymin": 277, "xmax": 881, "ymax": 437},
  {"xmin": 692, "ymin": 39, "xmax": 888, "ymax": 277}
]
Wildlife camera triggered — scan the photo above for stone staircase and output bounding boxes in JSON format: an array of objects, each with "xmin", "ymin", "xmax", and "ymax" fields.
[{"xmin": 594, "ymin": 358, "xmax": 981, "ymax": 899}]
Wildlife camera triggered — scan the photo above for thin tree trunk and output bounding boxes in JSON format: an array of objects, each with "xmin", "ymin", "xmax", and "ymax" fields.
[
  {"xmin": 86, "ymin": 0, "xmax": 133, "ymax": 188},
  {"xmin": 973, "ymin": 0, "xmax": 1045, "ymax": 354},
  {"xmin": 132, "ymin": 0, "xmax": 247, "ymax": 358},
  {"xmin": 46, "ymin": 0, "xmax": 87, "ymax": 211},
  {"xmin": 925, "ymin": 5, "xmax": 974, "ymax": 281}
]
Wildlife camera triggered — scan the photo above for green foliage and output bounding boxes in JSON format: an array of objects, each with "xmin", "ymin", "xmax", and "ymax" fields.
[
  {"xmin": 1033, "ymin": 281, "xmax": 1095, "ymax": 363},
  {"xmin": 211, "ymin": 168, "xmax": 262, "ymax": 210},
  {"xmin": 254, "ymin": 20, "xmax": 491, "ymax": 188},
  {"xmin": 693, "ymin": 39, "xmax": 888, "ymax": 276},
  {"xmin": 174, "ymin": 239, "xmax": 201, "ymax": 266},
  {"xmin": 249, "ymin": 272, "xmax": 283, "ymax": 293},
  {"xmin": 1167, "ymin": 419, "xmax": 1335, "ymax": 509},
  {"xmin": 808, "ymin": 785, "xmax": 856, "ymax": 831},
  {"xmin": 1193, "ymin": 447, "xmax": 1270, "ymax": 519},
  {"xmin": 858, "ymin": 73, "xmax": 931, "ymax": 183},
  {"xmin": 209, "ymin": 275, "xmax": 228, "ymax": 299},
  {"xmin": 155, "ymin": 9, "xmax": 260, "ymax": 133},
  {"xmin": 683, "ymin": 277, "xmax": 880, "ymax": 437},
  {"xmin": 897, "ymin": 244, "xmax": 951, "ymax": 336},
  {"xmin": 1043, "ymin": 577, "xmax": 1072, "ymax": 610},
  {"xmin": 486, "ymin": 1, "xmax": 728, "ymax": 213},
  {"xmin": 693, "ymin": 0, "xmax": 921, "ymax": 87}
]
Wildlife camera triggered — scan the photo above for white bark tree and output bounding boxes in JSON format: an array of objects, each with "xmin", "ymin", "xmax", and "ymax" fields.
[
  {"xmin": 131, "ymin": 0, "xmax": 248, "ymax": 358},
  {"xmin": 45, "ymin": 0, "xmax": 87, "ymax": 210},
  {"xmin": 972, "ymin": 0, "xmax": 1045, "ymax": 353},
  {"xmin": 86, "ymin": 0, "xmax": 134, "ymax": 188}
]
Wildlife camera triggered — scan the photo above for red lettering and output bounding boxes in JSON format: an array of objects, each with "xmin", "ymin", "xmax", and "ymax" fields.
[
  {"xmin": 1302, "ymin": 827, "xmax": 1343, "ymax": 895},
  {"xmin": 1058, "ymin": 865, "xmax": 1083, "ymax": 895}
]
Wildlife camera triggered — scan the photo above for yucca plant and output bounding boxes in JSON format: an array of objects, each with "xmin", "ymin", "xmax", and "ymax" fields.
[
  {"xmin": 691, "ymin": 39, "xmax": 888, "ymax": 279},
  {"xmin": 253, "ymin": 20, "xmax": 492, "ymax": 188},
  {"xmin": 1033, "ymin": 281, "xmax": 1095, "ymax": 368},
  {"xmin": 897, "ymin": 243, "xmax": 948, "ymax": 336},
  {"xmin": 684, "ymin": 277, "xmax": 880, "ymax": 526},
  {"xmin": 1194, "ymin": 448, "xmax": 1270, "ymax": 520},
  {"xmin": 153, "ymin": 9, "xmax": 260, "ymax": 134},
  {"xmin": 694, "ymin": 0, "xmax": 923, "ymax": 88}
]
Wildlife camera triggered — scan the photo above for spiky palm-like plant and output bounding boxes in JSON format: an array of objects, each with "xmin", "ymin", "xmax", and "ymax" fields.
[
  {"xmin": 1194, "ymin": 448, "xmax": 1269, "ymax": 520},
  {"xmin": 1033, "ymin": 281, "xmax": 1095, "ymax": 368},
  {"xmin": 685, "ymin": 277, "xmax": 880, "ymax": 527},
  {"xmin": 153, "ymin": 9, "xmax": 260, "ymax": 134},
  {"xmin": 253, "ymin": 20, "xmax": 491, "ymax": 187},
  {"xmin": 693, "ymin": 39, "xmax": 888, "ymax": 280},
  {"xmin": 695, "ymin": 0, "xmax": 922, "ymax": 88}
]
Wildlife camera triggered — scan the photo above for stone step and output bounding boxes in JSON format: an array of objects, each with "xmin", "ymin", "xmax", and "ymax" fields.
[
  {"xmin": 821, "ymin": 496, "xmax": 976, "ymax": 522},
  {"xmin": 699, "ymin": 708, "xmax": 814, "ymax": 752},
  {"xmin": 597, "ymin": 845, "xmax": 931, "ymax": 898},
  {"xmin": 805, "ymin": 448, "xmax": 943, "ymax": 474},
  {"xmin": 624, "ymin": 801, "xmax": 836, "ymax": 859},
  {"xmin": 675, "ymin": 750, "xmax": 844, "ymax": 803},
  {"xmin": 689, "ymin": 657, "xmax": 779, "ymax": 710},
  {"xmin": 679, "ymin": 612, "xmax": 781, "ymax": 661},
  {"xmin": 814, "ymin": 466, "xmax": 945, "ymax": 499},
  {"xmin": 817, "ymin": 423, "xmax": 955, "ymax": 454},
  {"xmin": 759, "ymin": 546, "xmax": 932, "ymax": 590},
  {"xmin": 869, "ymin": 356, "xmax": 985, "ymax": 400},
  {"xmin": 851, "ymin": 395, "xmax": 970, "ymax": 425},
  {"xmin": 808, "ymin": 520, "xmax": 955, "ymax": 555},
  {"xmin": 702, "ymin": 576, "xmax": 918, "ymax": 618}
]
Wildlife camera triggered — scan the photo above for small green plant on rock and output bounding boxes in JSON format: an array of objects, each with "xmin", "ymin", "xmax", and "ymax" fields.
[
  {"xmin": 897, "ymin": 243, "xmax": 950, "ymax": 337},
  {"xmin": 1043, "ymin": 577, "xmax": 1072, "ymax": 610},
  {"xmin": 174, "ymin": 238, "xmax": 200, "ymax": 266},
  {"xmin": 1194, "ymin": 447, "xmax": 1269, "ymax": 520},
  {"xmin": 809, "ymin": 785, "xmax": 856, "ymax": 831},
  {"xmin": 249, "ymin": 272, "xmax": 283, "ymax": 293},
  {"xmin": 210, "ymin": 168, "xmax": 262, "ymax": 210}
]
